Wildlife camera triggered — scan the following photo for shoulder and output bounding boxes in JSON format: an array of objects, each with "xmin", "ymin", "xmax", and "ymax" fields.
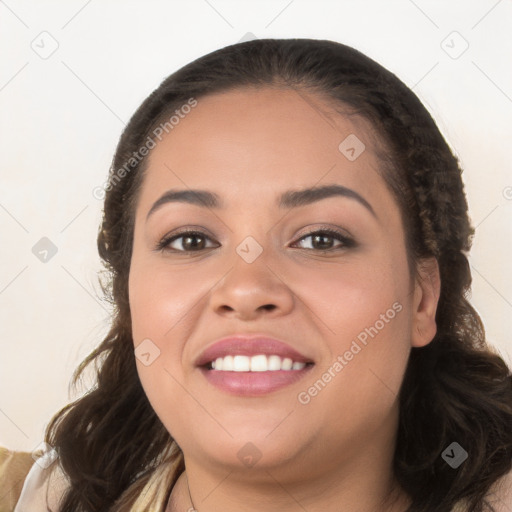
[
  {"xmin": 0, "ymin": 447, "xmax": 35, "ymax": 511},
  {"xmin": 0, "ymin": 447, "xmax": 69, "ymax": 512}
]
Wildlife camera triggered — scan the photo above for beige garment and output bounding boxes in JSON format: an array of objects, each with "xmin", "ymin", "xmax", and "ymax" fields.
[
  {"xmin": 8, "ymin": 448, "xmax": 512, "ymax": 512},
  {"xmin": 0, "ymin": 448, "xmax": 35, "ymax": 512},
  {"xmin": 11, "ymin": 450, "xmax": 180, "ymax": 512},
  {"xmin": 13, "ymin": 450, "xmax": 69, "ymax": 512}
]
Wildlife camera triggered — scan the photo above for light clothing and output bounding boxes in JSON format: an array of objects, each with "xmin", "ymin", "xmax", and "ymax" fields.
[
  {"xmin": 13, "ymin": 450, "xmax": 68, "ymax": 512},
  {"xmin": 12, "ymin": 449, "xmax": 179, "ymax": 512}
]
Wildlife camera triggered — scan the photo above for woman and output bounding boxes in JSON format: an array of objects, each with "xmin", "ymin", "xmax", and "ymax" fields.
[{"xmin": 7, "ymin": 38, "xmax": 512, "ymax": 512}]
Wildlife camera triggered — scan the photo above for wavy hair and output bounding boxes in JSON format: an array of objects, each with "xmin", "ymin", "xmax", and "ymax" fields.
[{"xmin": 44, "ymin": 38, "xmax": 512, "ymax": 512}]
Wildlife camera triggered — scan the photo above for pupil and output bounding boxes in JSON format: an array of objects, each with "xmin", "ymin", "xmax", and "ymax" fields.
[
  {"xmin": 314, "ymin": 234, "xmax": 331, "ymax": 250},
  {"xmin": 185, "ymin": 234, "xmax": 204, "ymax": 250}
]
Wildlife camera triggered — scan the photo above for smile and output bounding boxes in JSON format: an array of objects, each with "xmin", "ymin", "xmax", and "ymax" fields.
[
  {"xmin": 196, "ymin": 334, "xmax": 315, "ymax": 396},
  {"xmin": 209, "ymin": 354, "xmax": 309, "ymax": 372}
]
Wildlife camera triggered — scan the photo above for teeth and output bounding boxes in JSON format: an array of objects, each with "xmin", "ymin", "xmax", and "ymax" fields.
[
  {"xmin": 281, "ymin": 357, "xmax": 293, "ymax": 370},
  {"xmin": 250, "ymin": 354, "xmax": 268, "ymax": 372},
  {"xmin": 209, "ymin": 354, "xmax": 308, "ymax": 372},
  {"xmin": 222, "ymin": 355, "xmax": 234, "ymax": 371},
  {"xmin": 268, "ymin": 355, "xmax": 282, "ymax": 371},
  {"xmin": 233, "ymin": 355, "xmax": 250, "ymax": 371}
]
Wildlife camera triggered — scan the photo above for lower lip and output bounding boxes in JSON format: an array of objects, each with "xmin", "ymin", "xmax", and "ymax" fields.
[{"xmin": 199, "ymin": 366, "xmax": 314, "ymax": 396}]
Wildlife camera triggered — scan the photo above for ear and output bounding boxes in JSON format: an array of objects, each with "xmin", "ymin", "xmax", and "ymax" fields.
[{"xmin": 411, "ymin": 257, "xmax": 441, "ymax": 348}]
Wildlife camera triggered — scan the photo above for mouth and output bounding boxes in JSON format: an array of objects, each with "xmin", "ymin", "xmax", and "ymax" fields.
[
  {"xmin": 206, "ymin": 354, "xmax": 313, "ymax": 372},
  {"xmin": 196, "ymin": 335, "xmax": 315, "ymax": 396}
]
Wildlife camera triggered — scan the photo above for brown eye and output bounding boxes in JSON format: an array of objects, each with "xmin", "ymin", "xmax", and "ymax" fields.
[
  {"xmin": 156, "ymin": 230, "xmax": 217, "ymax": 253},
  {"xmin": 292, "ymin": 229, "xmax": 356, "ymax": 252},
  {"xmin": 155, "ymin": 228, "xmax": 355, "ymax": 254}
]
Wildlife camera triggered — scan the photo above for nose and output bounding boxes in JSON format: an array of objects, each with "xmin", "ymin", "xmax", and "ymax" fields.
[{"xmin": 208, "ymin": 250, "xmax": 295, "ymax": 321}]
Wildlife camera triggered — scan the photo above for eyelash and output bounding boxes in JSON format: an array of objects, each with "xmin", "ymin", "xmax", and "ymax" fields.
[{"xmin": 155, "ymin": 227, "xmax": 356, "ymax": 254}]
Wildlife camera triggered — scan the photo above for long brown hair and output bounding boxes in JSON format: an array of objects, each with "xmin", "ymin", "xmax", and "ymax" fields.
[{"xmin": 44, "ymin": 38, "xmax": 512, "ymax": 512}]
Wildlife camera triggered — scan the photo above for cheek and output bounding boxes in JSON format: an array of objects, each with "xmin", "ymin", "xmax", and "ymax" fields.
[
  {"xmin": 128, "ymin": 256, "xmax": 203, "ymax": 344},
  {"xmin": 295, "ymin": 250, "xmax": 412, "ymax": 415},
  {"xmin": 298, "ymin": 300, "xmax": 412, "ymax": 445},
  {"xmin": 293, "ymin": 247, "xmax": 410, "ymax": 344},
  {"xmin": 128, "ymin": 257, "xmax": 201, "ymax": 436}
]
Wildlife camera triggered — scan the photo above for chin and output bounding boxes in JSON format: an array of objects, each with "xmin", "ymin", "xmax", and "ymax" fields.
[{"xmin": 181, "ymin": 431, "xmax": 305, "ymax": 471}]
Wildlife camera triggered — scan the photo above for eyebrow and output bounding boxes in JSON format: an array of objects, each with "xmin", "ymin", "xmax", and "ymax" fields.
[{"xmin": 146, "ymin": 184, "xmax": 376, "ymax": 221}]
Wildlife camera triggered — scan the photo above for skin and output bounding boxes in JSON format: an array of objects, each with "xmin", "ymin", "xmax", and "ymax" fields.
[{"xmin": 128, "ymin": 87, "xmax": 440, "ymax": 512}]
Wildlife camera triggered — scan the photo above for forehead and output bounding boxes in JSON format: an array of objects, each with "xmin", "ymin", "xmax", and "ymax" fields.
[{"xmin": 138, "ymin": 86, "xmax": 390, "ymax": 213}]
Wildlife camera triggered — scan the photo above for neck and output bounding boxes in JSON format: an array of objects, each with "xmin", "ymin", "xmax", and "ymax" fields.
[
  {"xmin": 168, "ymin": 440, "xmax": 411, "ymax": 511},
  {"xmin": 177, "ymin": 470, "xmax": 410, "ymax": 512},
  {"xmin": 167, "ymin": 405, "xmax": 410, "ymax": 512}
]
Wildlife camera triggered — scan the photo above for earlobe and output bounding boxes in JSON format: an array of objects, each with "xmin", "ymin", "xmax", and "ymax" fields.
[{"xmin": 411, "ymin": 257, "xmax": 441, "ymax": 348}]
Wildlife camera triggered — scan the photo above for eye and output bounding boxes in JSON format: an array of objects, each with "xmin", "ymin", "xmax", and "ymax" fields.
[
  {"xmin": 155, "ymin": 230, "xmax": 218, "ymax": 253},
  {"xmin": 291, "ymin": 228, "xmax": 356, "ymax": 252},
  {"xmin": 155, "ymin": 227, "xmax": 356, "ymax": 254}
]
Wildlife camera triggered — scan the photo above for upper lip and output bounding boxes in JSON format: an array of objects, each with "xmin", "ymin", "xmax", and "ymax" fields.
[{"xmin": 195, "ymin": 334, "xmax": 314, "ymax": 367}]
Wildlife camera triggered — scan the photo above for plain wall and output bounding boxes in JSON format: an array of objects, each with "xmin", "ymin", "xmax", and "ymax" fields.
[{"xmin": 1, "ymin": 0, "xmax": 511, "ymax": 451}]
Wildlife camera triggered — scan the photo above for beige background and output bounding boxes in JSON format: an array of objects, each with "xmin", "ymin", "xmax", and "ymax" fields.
[{"xmin": 1, "ymin": 0, "xmax": 511, "ymax": 452}]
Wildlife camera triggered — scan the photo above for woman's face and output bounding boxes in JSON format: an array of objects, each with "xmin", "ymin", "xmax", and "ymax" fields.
[{"xmin": 128, "ymin": 87, "xmax": 438, "ymax": 479}]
